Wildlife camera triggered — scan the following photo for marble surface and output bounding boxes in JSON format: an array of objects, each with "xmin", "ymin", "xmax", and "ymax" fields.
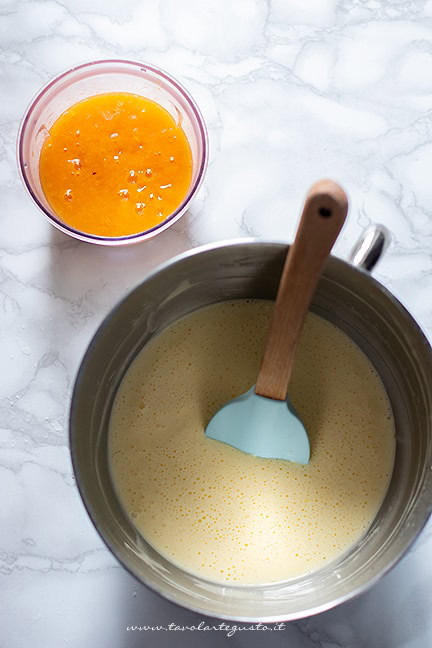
[{"xmin": 1, "ymin": 0, "xmax": 432, "ymax": 646}]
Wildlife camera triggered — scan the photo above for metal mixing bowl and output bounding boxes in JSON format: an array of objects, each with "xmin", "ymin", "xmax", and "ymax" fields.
[{"xmin": 70, "ymin": 227, "xmax": 432, "ymax": 621}]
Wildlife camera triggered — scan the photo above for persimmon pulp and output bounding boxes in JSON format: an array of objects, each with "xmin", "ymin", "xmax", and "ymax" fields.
[{"xmin": 39, "ymin": 93, "xmax": 193, "ymax": 237}]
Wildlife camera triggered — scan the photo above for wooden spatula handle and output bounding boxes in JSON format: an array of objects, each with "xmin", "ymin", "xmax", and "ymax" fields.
[{"xmin": 255, "ymin": 179, "xmax": 348, "ymax": 401}]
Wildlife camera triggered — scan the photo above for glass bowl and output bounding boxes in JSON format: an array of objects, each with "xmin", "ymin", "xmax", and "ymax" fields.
[{"xmin": 17, "ymin": 60, "xmax": 208, "ymax": 246}]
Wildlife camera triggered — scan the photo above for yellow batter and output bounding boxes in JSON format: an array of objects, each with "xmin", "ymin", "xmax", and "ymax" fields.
[{"xmin": 109, "ymin": 300, "xmax": 395, "ymax": 585}]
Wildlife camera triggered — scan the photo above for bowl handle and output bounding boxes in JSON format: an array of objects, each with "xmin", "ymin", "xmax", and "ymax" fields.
[{"xmin": 348, "ymin": 224, "xmax": 390, "ymax": 272}]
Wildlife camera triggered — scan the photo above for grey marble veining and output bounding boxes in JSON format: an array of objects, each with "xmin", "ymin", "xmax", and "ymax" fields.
[{"xmin": 1, "ymin": 1, "xmax": 432, "ymax": 646}]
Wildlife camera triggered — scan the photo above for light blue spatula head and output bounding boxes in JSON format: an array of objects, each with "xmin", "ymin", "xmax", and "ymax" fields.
[{"xmin": 205, "ymin": 386, "xmax": 310, "ymax": 464}]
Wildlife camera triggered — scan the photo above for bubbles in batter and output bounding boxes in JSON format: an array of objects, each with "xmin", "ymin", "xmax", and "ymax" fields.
[{"xmin": 109, "ymin": 300, "xmax": 395, "ymax": 585}]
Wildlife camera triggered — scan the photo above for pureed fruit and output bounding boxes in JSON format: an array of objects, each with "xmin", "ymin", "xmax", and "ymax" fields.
[{"xmin": 39, "ymin": 93, "xmax": 193, "ymax": 237}]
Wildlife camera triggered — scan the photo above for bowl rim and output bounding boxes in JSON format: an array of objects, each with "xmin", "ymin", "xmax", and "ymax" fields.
[
  {"xmin": 69, "ymin": 238, "xmax": 432, "ymax": 621},
  {"xmin": 16, "ymin": 58, "xmax": 209, "ymax": 246}
]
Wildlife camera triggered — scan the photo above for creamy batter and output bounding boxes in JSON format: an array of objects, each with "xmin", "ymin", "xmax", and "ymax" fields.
[{"xmin": 109, "ymin": 300, "xmax": 395, "ymax": 585}]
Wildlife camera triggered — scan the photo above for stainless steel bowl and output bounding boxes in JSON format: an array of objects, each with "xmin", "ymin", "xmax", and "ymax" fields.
[{"xmin": 70, "ymin": 227, "xmax": 432, "ymax": 621}]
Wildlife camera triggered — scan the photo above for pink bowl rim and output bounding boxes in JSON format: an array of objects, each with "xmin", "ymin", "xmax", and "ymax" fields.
[{"xmin": 17, "ymin": 59, "xmax": 209, "ymax": 246}]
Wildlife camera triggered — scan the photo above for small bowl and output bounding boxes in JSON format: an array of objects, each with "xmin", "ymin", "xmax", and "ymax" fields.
[{"xmin": 17, "ymin": 60, "xmax": 208, "ymax": 246}]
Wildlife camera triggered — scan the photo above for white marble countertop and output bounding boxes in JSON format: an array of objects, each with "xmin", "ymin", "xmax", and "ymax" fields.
[{"xmin": 1, "ymin": 1, "xmax": 432, "ymax": 646}]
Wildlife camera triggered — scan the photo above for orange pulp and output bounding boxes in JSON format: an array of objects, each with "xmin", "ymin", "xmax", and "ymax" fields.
[{"xmin": 39, "ymin": 92, "xmax": 193, "ymax": 237}]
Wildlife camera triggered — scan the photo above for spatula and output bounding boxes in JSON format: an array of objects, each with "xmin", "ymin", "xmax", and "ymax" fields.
[{"xmin": 205, "ymin": 180, "xmax": 348, "ymax": 463}]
